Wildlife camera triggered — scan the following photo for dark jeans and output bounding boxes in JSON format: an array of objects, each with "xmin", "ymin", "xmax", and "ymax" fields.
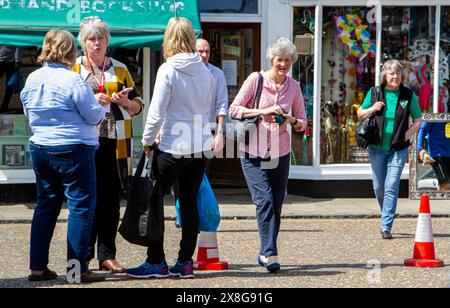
[
  {"xmin": 87, "ymin": 138, "xmax": 122, "ymax": 261},
  {"xmin": 0, "ymin": 62, "xmax": 15, "ymax": 110},
  {"xmin": 240, "ymin": 154, "xmax": 290, "ymax": 257},
  {"xmin": 29, "ymin": 142, "xmax": 97, "ymax": 274},
  {"xmin": 431, "ymin": 157, "xmax": 450, "ymax": 185},
  {"xmin": 147, "ymin": 151, "xmax": 206, "ymax": 264}
]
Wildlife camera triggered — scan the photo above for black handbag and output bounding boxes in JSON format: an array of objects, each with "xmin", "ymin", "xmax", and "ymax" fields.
[
  {"xmin": 356, "ymin": 87, "xmax": 381, "ymax": 149},
  {"xmin": 356, "ymin": 116, "xmax": 377, "ymax": 149},
  {"xmin": 230, "ymin": 72, "xmax": 264, "ymax": 145},
  {"xmin": 118, "ymin": 149, "xmax": 164, "ymax": 247}
]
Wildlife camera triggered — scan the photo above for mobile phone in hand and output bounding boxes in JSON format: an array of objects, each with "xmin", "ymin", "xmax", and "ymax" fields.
[{"xmin": 119, "ymin": 87, "xmax": 134, "ymax": 96}]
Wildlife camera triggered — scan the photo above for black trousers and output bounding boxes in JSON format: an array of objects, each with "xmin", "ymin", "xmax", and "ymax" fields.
[
  {"xmin": 0, "ymin": 62, "xmax": 15, "ymax": 110},
  {"xmin": 147, "ymin": 151, "xmax": 206, "ymax": 264},
  {"xmin": 431, "ymin": 157, "xmax": 450, "ymax": 185},
  {"xmin": 88, "ymin": 138, "xmax": 122, "ymax": 261}
]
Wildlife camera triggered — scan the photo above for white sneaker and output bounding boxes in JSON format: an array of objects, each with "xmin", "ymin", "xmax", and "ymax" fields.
[{"xmin": 258, "ymin": 256, "xmax": 280, "ymax": 272}]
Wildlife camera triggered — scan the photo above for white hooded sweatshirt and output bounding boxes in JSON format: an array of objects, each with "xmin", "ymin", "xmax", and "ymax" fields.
[{"xmin": 142, "ymin": 53, "xmax": 216, "ymax": 156}]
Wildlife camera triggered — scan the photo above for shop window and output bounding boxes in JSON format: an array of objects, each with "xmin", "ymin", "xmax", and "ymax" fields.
[
  {"xmin": 0, "ymin": 47, "xmax": 38, "ymax": 170},
  {"xmin": 439, "ymin": 6, "xmax": 450, "ymax": 114},
  {"xmin": 292, "ymin": 7, "xmax": 315, "ymax": 166},
  {"xmin": 0, "ymin": 46, "xmax": 146, "ymax": 170},
  {"xmin": 321, "ymin": 7, "xmax": 376, "ymax": 164},
  {"xmin": 199, "ymin": 0, "xmax": 258, "ymax": 14},
  {"xmin": 203, "ymin": 24, "xmax": 259, "ymax": 104},
  {"xmin": 382, "ymin": 6, "xmax": 437, "ymax": 114}
]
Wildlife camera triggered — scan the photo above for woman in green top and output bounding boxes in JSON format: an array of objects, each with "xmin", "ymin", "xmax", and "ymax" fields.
[{"xmin": 358, "ymin": 60, "xmax": 422, "ymax": 240}]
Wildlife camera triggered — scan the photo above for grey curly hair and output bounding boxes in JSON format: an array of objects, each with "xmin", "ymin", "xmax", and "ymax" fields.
[
  {"xmin": 78, "ymin": 16, "xmax": 111, "ymax": 51},
  {"xmin": 266, "ymin": 37, "xmax": 298, "ymax": 64},
  {"xmin": 380, "ymin": 59, "xmax": 408, "ymax": 85}
]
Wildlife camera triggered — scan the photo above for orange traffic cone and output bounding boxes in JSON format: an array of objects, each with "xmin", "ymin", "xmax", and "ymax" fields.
[
  {"xmin": 194, "ymin": 231, "xmax": 229, "ymax": 271},
  {"xmin": 404, "ymin": 195, "xmax": 444, "ymax": 268}
]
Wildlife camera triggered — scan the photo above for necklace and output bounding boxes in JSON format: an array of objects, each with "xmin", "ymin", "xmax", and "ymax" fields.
[{"xmin": 86, "ymin": 55, "xmax": 107, "ymax": 94}]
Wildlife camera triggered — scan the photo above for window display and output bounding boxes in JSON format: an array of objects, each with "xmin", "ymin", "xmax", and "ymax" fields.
[
  {"xmin": 439, "ymin": 6, "xmax": 450, "ymax": 113},
  {"xmin": 292, "ymin": 7, "xmax": 315, "ymax": 166},
  {"xmin": 2, "ymin": 144, "xmax": 25, "ymax": 166},
  {"xmin": 382, "ymin": 6, "xmax": 438, "ymax": 113},
  {"xmin": 0, "ymin": 47, "xmax": 37, "ymax": 169},
  {"xmin": 320, "ymin": 7, "xmax": 376, "ymax": 164},
  {"xmin": 0, "ymin": 47, "xmax": 145, "ymax": 170}
]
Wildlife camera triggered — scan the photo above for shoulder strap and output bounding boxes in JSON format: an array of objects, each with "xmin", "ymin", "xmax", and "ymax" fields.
[
  {"xmin": 369, "ymin": 86, "xmax": 383, "ymax": 107},
  {"xmin": 251, "ymin": 72, "xmax": 264, "ymax": 109}
]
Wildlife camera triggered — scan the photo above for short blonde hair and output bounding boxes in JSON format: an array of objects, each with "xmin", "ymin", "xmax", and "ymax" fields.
[
  {"xmin": 267, "ymin": 37, "xmax": 298, "ymax": 64},
  {"xmin": 38, "ymin": 29, "xmax": 77, "ymax": 67},
  {"xmin": 163, "ymin": 17, "xmax": 197, "ymax": 59},
  {"xmin": 380, "ymin": 59, "xmax": 407, "ymax": 85},
  {"xmin": 78, "ymin": 16, "xmax": 111, "ymax": 51}
]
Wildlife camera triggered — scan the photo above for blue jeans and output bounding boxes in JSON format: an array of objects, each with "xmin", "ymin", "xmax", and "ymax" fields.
[
  {"xmin": 29, "ymin": 142, "xmax": 97, "ymax": 274},
  {"xmin": 240, "ymin": 154, "xmax": 290, "ymax": 257},
  {"xmin": 368, "ymin": 147, "xmax": 408, "ymax": 232}
]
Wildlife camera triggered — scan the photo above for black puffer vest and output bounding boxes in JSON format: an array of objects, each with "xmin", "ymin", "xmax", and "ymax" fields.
[{"xmin": 370, "ymin": 84, "xmax": 413, "ymax": 151}]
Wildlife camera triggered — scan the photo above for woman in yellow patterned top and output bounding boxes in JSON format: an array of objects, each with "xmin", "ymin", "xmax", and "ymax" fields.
[{"xmin": 73, "ymin": 16, "xmax": 143, "ymax": 273}]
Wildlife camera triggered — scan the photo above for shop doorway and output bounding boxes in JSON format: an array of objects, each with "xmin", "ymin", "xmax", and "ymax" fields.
[{"xmin": 202, "ymin": 22, "xmax": 261, "ymax": 188}]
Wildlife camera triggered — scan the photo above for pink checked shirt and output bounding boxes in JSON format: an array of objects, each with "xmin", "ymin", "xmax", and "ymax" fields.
[{"xmin": 229, "ymin": 71, "xmax": 307, "ymax": 159}]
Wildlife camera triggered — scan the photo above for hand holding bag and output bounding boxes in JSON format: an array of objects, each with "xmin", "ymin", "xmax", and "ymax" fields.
[
  {"xmin": 118, "ymin": 148, "xmax": 164, "ymax": 247},
  {"xmin": 230, "ymin": 72, "xmax": 264, "ymax": 145},
  {"xmin": 356, "ymin": 116, "xmax": 377, "ymax": 149},
  {"xmin": 356, "ymin": 87, "xmax": 381, "ymax": 149}
]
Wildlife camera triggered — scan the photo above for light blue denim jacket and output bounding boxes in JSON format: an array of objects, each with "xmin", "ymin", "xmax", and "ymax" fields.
[{"xmin": 20, "ymin": 62, "xmax": 105, "ymax": 147}]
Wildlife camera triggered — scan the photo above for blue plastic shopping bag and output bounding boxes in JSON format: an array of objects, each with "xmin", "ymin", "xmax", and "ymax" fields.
[
  {"xmin": 175, "ymin": 174, "xmax": 220, "ymax": 232},
  {"xmin": 6, "ymin": 72, "xmax": 24, "ymax": 94}
]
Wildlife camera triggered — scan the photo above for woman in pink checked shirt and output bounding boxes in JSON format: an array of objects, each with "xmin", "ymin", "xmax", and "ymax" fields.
[{"xmin": 229, "ymin": 37, "xmax": 307, "ymax": 273}]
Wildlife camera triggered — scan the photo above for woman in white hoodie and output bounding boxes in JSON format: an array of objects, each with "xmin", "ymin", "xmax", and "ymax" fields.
[{"xmin": 126, "ymin": 17, "xmax": 216, "ymax": 280}]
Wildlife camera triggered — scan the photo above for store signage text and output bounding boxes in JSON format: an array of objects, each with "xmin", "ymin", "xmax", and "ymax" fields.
[{"xmin": 0, "ymin": 0, "xmax": 186, "ymax": 15}]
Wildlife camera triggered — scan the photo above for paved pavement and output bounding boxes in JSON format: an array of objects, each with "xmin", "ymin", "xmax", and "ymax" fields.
[
  {"xmin": 1, "ymin": 193, "xmax": 450, "ymax": 288},
  {"xmin": 1, "ymin": 218, "xmax": 450, "ymax": 288},
  {"xmin": 1, "ymin": 193, "xmax": 449, "ymax": 223}
]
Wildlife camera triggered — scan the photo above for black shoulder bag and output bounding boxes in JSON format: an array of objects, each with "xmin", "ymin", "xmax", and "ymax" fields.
[
  {"xmin": 230, "ymin": 72, "xmax": 264, "ymax": 145},
  {"xmin": 356, "ymin": 87, "xmax": 381, "ymax": 149}
]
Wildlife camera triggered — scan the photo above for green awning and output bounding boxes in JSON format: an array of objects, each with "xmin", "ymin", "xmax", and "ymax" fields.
[{"xmin": 0, "ymin": 0, "xmax": 201, "ymax": 49}]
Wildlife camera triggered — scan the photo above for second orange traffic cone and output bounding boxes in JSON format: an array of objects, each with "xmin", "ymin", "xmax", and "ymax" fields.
[
  {"xmin": 194, "ymin": 231, "xmax": 229, "ymax": 271},
  {"xmin": 404, "ymin": 195, "xmax": 444, "ymax": 268}
]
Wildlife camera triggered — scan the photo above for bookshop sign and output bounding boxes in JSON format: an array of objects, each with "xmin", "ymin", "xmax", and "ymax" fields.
[{"xmin": 0, "ymin": 0, "xmax": 201, "ymax": 48}]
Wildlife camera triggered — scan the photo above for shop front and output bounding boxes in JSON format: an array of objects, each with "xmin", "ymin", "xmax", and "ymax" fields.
[
  {"xmin": 198, "ymin": 0, "xmax": 265, "ymax": 187},
  {"xmin": 0, "ymin": 0, "xmax": 201, "ymax": 202},
  {"xmin": 2, "ymin": 0, "xmax": 449, "ymax": 200},
  {"xmin": 266, "ymin": 0, "xmax": 450, "ymax": 197}
]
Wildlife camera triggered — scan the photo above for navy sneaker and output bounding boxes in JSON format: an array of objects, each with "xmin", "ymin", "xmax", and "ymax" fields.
[
  {"xmin": 258, "ymin": 256, "xmax": 281, "ymax": 273},
  {"xmin": 126, "ymin": 261, "xmax": 169, "ymax": 279},
  {"xmin": 169, "ymin": 260, "xmax": 195, "ymax": 279}
]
